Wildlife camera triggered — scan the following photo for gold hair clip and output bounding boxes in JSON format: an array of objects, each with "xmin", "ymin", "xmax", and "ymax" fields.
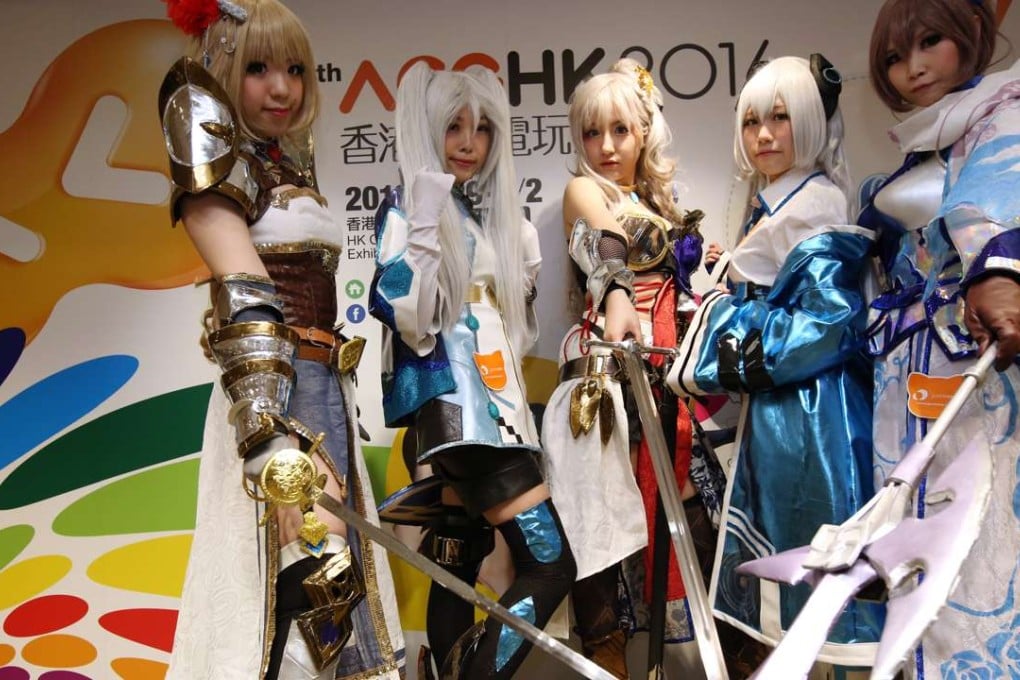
[{"xmin": 634, "ymin": 65, "xmax": 654, "ymax": 95}]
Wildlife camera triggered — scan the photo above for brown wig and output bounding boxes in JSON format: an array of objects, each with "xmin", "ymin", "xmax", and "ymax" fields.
[{"xmin": 869, "ymin": 0, "xmax": 995, "ymax": 111}]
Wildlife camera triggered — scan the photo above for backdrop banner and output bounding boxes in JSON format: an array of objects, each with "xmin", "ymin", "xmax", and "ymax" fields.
[{"xmin": 1, "ymin": 1, "xmax": 1016, "ymax": 678}]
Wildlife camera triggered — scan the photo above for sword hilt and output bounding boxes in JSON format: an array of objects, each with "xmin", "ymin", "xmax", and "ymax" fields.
[{"xmin": 582, "ymin": 337, "xmax": 677, "ymax": 357}]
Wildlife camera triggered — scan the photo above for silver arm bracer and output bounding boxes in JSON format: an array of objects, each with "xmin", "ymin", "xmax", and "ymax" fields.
[
  {"xmin": 207, "ymin": 321, "xmax": 300, "ymax": 458},
  {"xmin": 158, "ymin": 57, "xmax": 259, "ymax": 224},
  {"xmin": 568, "ymin": 217, "xmax": 635, "ymax": 312},
  {"xmin": 214, "ymin": 273, "xmax": 286, "ymax": 327}
]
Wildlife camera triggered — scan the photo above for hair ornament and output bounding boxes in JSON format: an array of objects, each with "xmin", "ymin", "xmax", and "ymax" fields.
[
  {"xmin": 163, "ymin": 0, "xmax": 247, "ymax": 37},
  {"xmin": 217, "ymin": 0, "xmax": 248, "ymax": 22},
  {"xmin": 809, "ymin": 53, "xmax": 842, "ymax": 119},
  {"xmin": 634, "ymin": 65, "xmax": 655, "ymax": 96},
  {"xmin": 745, "ymin": 59, "xmax": 770, "ymax": 82}
]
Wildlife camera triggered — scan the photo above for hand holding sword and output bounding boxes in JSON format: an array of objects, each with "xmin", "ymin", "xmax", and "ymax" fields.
[{"xmin": 250, "ymin": 437, "xmax": 618, "ymax": 679}]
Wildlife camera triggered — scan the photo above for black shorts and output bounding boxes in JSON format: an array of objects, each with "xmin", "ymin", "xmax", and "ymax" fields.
[{"xmin": 429, "ymin": 445, "xmax": 545, "ymax": 517}]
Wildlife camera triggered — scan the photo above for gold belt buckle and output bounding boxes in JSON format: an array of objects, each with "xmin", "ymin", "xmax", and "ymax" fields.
[{"xmin": 336, "ymin": 336, "xmax": 365, "ymax": 374}]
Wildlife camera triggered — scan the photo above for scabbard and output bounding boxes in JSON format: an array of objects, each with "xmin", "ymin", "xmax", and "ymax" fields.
[{"xmin": 647, "ymin": 390, "xmax": 678, "ymax": 679}]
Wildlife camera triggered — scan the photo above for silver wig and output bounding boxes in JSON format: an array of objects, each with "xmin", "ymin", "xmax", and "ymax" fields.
[{"xmin": 395, "ymin": 62, "xmax": 533, "ymax": 352}]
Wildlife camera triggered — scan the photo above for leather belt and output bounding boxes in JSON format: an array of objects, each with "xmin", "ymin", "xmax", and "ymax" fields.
[
  {"xmin": 558, "ymin": 353, "xmax": 627, "ymax": 383},
  {"xmin": 289, "ymin": 325, "xmax": 365, "ymax": 374}
]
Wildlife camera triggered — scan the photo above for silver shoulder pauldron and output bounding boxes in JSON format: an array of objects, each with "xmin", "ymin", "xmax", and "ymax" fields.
[{"xmin": 158, "ymin": 57, "xmax": 258, "ymax": 223}]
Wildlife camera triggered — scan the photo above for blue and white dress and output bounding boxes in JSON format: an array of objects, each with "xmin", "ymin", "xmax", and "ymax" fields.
[
  {"xmin": 370, "ymin": 187, "xmax": 542, "ymax": 461},
  {"xmin": 861, "ymin": 62, "xmax": 1020, "ymax": 679},
  {"xmin": 669, "ymin": 169, "xmax": 883, "ymax": 666}
]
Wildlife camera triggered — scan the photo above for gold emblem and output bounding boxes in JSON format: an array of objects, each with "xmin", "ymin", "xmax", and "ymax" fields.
[
  {"xmin": 252, "ymin": 447, "xmax": 327, "ymax": 533},
  {"xmin": 337, "ymin": 336, "xmax": 366, "ymax": 374},
  {"xmin": 260, "ymin": 448, "xmax": 318, "ymax": 506}
]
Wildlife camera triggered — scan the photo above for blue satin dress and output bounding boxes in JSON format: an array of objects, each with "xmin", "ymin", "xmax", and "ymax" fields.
[{"xmin": 669, "ymin": 170, "xmax": 883, "ymax": 665}]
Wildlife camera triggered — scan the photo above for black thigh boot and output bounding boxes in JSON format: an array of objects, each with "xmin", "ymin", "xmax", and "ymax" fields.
[
  {"xmin": 266, "ymin": 554, "xmax": 319, "ymax": 680},
  {"xmin": 421, "ymin": 506, "xmax": 495, "ymax": 672},
  {"xmin": 463, "ymin": 498, "xmax": 577, "ymax": 679},
  {"xmin": 572, "ymin": 564, "xmax": 628, "ymax": 678}
]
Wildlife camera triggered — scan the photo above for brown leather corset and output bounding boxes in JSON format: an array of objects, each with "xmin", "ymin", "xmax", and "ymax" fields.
[{"xmin": 259, "ymin": 247, "xmax": 339, "ymax": 329}]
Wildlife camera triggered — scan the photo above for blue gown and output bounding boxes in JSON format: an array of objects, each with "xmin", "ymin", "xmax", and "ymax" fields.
[{"xmin": 668, "ymin": 169, "xmax": 883, "ymax": 665}]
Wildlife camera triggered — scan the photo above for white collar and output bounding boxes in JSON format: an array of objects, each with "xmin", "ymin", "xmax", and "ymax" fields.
[
  {"xmin": 890, "ymin": 59, "xmax": 1020, "ymax": 153},
  {"xmin": 755, "ymin": 168, "xmax": 820, "ymax": 215}
]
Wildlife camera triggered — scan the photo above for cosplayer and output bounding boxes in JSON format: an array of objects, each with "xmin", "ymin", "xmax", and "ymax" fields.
[
  {"xmin": 541, "ymin": 58, "xmax": 737, "ymax": 678},
  {"xmin": 159, "ymin": 1, "xmax": 403, "ymax": 677},
  {"xmin": 667, "ymin": 56, "xmax": 883, "ymax": 667},
  {"xmin": 861, "ymin": 0, "xmax": 1020, "ymax": 675},
  {"xmin": 369, "ymin": 62, "xmax": 577, "ymax": 679}
]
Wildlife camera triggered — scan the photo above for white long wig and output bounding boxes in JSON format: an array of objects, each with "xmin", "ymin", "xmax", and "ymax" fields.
[
  {"xmin": 395, "ymin": 62, "xmax": 531, "ymax": 352},
  {"xmin": 734, "ymin": 56, "xmax": 851, "ymax": 210}
]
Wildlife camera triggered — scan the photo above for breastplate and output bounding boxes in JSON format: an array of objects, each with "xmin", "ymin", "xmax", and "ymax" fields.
[
  {"xmin": 618, "ymin": 210, "xmax": 672, "ymax": 271},
  {"xmin": 874, "ymin": 154, "xmax": 945, "ymax": 231}
]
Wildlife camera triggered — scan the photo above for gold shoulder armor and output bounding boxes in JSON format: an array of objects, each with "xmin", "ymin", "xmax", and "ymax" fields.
[{"xmin": 158, "ymin": 57, "xmax": 258, "ymax": 224}]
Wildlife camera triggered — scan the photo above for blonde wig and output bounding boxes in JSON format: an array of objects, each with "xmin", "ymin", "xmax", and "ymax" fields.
[
  {"xmin": 395, "ymin": 62, "xmax": 533, "ymax": 352},
  {"xmin": 189, "ymin": 0, "xmax": 320, "ymax": 141},
  {"xmin": 568, "ymin": 58, "xmax": 684, "ymax": 224},
  {"xmin": 734, "ymin": 56, "xmax": 851, "ymax": 206}
]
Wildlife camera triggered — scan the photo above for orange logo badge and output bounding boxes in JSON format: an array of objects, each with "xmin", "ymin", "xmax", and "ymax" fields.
[
  {"xmin": 473, "ymin": 350, "xmax": 507, "ymax": 391},
  {"xmin": 906, "ymin": 372, "xmax": 965, "ymax": 419}
]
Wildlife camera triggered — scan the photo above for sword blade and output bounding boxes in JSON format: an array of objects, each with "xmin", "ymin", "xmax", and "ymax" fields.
[
  {"xmin": 313, "ymin": 490, "xmax": 616, "ymax": 680},
  {"xmin": 613, "ymin": 341, "xmax": 729, "ymax": 679}
]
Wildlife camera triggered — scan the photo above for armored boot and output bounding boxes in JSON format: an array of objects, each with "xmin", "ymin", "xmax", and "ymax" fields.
[
  {"xmin": 580, "ymin": 628, "xmax": 629, "ymax": 680},
  {"xmin": 266, "ymin": 535, "xmax": 365, "ymax": 679}
]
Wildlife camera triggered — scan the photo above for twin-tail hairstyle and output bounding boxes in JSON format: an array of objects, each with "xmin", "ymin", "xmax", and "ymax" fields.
[{"xmin": 395, "ymin": 62, "xmax": 534, "ymax": 353}]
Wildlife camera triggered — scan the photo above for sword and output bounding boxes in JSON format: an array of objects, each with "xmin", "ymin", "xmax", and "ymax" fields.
[
  {"xmin": 585, "ymin": 337, "xmax": 729, "ymax": 680},
  {"xmin": 257, "ymin": 449, "xmax": 617, "ymax": 680},
  {"xmin": 738, "ymin": 344, "xmax": 998, "ymax": 679}
]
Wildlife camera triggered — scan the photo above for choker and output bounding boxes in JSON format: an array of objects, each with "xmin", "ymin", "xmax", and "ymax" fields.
[{"xmin": 617, "ymin": 183, "xmax": 641, "ymax": 204}]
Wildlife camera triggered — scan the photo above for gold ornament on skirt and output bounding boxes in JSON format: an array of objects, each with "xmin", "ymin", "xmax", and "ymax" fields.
[{"xmin": 570, "ymin": 376, "xmax": 614, "ymax": 445}]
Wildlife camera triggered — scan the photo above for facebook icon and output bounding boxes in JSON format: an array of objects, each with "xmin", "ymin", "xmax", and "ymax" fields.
[{"xmin": 346, "ymin": 304, "xmax": 366, "ymax": 324}]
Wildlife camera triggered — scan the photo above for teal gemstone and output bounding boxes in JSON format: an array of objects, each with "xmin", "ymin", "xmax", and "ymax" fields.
[
  {"xmin": 487, "ymin": 402, "xmax": 499, "ymax": 419},
  {"xmin": 466, "ymin": 314, "xmax": 479, "ymax": 331}
]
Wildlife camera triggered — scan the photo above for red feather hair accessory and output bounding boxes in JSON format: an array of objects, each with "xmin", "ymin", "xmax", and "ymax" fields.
[{"xmin": 164, "ymin": 0, "xmax": 222, "ymax": 37}]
